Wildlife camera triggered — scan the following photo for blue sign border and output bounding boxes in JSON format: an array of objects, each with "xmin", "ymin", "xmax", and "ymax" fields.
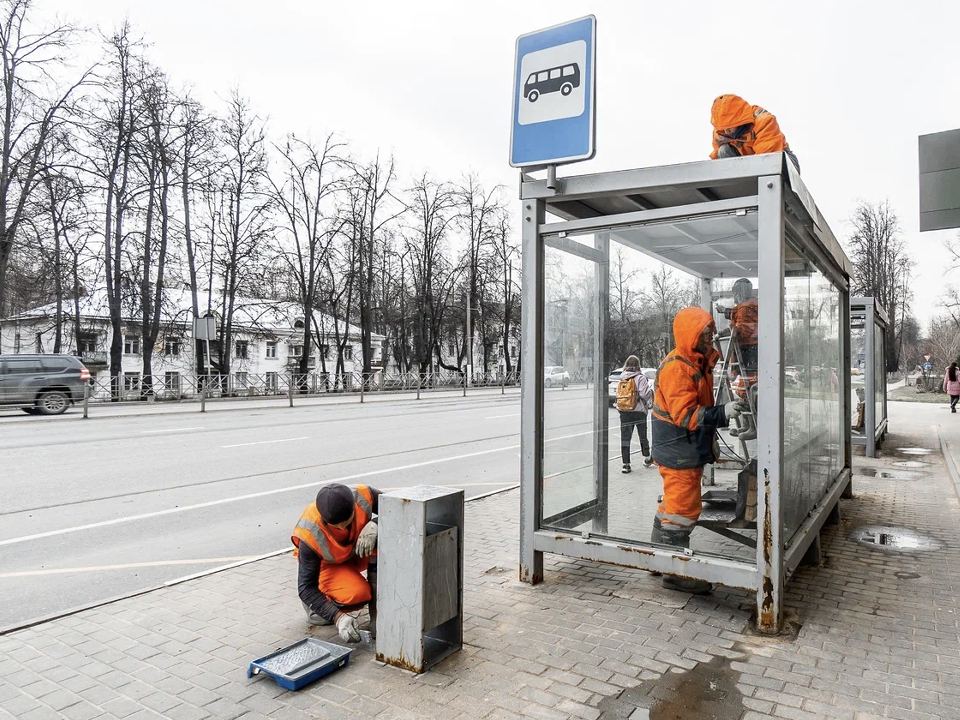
[{"xmin": 509, "ymin": 15, "xmax": 596, "ymax": 168}]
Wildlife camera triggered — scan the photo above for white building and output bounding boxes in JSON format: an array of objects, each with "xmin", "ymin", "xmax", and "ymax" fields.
[{"xmin": 0, "ymin": 289, "xmax": 387, "ymax": 397}]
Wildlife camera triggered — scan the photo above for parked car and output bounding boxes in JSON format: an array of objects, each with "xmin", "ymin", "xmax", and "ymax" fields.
[
  {"xmin": 607, "ymin": 366, "xmax": 656, "ymax": 406},
  {"xmin": 0, "ymin": 354, "xmax": 90, "ymax": 415},
  {"xmin": 544, "ymin": 365, "xmax": 570, "ymax": 388}
]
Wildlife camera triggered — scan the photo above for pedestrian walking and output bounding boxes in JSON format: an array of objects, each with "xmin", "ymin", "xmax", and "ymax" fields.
[
  {"xmin": 615, "ymin": 355, "xmax": 653, "ymax": 473},
  {"xmin": 944, "ymin": 362, "xmax": 960, "ymax": 413}
]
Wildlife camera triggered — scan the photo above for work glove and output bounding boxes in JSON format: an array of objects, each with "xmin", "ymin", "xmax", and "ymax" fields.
[
  {"xmin": 724, "ymin": 400, "xmax": 748, "ymax": 421},
  {"xmin": 336, "ymin": 613, "xmax": 361, "ymax": 643},
  {"xmin": 354, "ymin": 521, "xmax": 378, "ymax": 558}
]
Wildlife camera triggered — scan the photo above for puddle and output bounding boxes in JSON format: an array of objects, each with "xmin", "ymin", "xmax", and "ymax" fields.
[
  {"xmin": 855, "ymin": 467, "xmax": 923, "ymax": 480},
  {"xmin": 892, "ymin": 460, "xmax": 930, "ymax": 469},
  {"xmin": 596, "ymin": 654, "xmax": 744, "ymax": 720},
  {"xmin": 895, "ymin": 447, "xmax": 934, "ymax": 456},
  {"xmin": 850, "ymin": 525, "xmax": 943, "ymax": 552}
]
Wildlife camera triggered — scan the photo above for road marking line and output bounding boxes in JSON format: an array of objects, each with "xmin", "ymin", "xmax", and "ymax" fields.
[
  {"xmin": 0, "ymin": 556, "xmax": 253, "ymax": 578},
  {"xmin": 485, "ymin": 413, "xmax": 520, "ymax": 419},
  {"xmin": 222, "ymin": 436, "xmax": 308, "ymax": 448},
  {"xmin": 140, "ymin": 427, "xmax": 205, "ymax": 434},
  {"xmin": 0, "ymin": 428, "xmax": 592, "ymax": 548}
]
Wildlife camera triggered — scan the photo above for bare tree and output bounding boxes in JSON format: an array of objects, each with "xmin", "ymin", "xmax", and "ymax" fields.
[
  {"xmin": 847, "ymin": 200, "xmax": 912, "ymax": 371},
  {"xmin": 269, "ymin": 132, "xmax": 344, "ymax": 385},
  {"xmin": 209, "ymin": 91, "xmax": 271, "ymax": 378},
  {"xmin": 0, "ymin": 0, "xmax": 90, "ymax": 316}
]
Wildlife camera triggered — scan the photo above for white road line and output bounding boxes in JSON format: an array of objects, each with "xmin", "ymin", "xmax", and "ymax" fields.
[
  {"xmin": 0, "ymin": 556, "xmax": 252, "ymax": 578},
  {"xmin": 485, "ymin": 413, "xmax": 520, "ymax": 419},
  {"xmin": 140, "ymin": 427, "xmax": 205, "ymax": 434},
  {"xmin": 222, "ymin": 436, "xmax": 308, "ymax": 448},
  {"xmin": 0, "ymin": 428, "xmax": 591, "ymax": 548}
]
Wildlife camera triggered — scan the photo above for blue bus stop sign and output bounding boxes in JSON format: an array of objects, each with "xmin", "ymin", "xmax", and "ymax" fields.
[{"xmin": 509, "ymin": 15, "xmax": 596, "ymax": 168}]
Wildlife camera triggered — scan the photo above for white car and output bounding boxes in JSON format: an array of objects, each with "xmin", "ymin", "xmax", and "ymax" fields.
[{"xmin": 544, "ymin": 365, "xmax": 570, "ymax": 388}]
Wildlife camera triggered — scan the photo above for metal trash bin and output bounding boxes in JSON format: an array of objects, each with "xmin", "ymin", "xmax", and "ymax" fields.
[{"xmin": 375, "ymin": 486, "xmax": 463, "ymax": 672}]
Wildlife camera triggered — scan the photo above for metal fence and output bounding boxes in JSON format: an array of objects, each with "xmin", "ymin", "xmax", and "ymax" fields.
[{"xmin": 84, "ymin": 369, "xmax": 523, "ymax": 407}]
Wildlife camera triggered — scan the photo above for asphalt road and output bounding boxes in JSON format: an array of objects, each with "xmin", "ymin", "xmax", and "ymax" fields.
[{"xmin": 0, "ymin": 386, "xmax": 604, "ymax": 629}]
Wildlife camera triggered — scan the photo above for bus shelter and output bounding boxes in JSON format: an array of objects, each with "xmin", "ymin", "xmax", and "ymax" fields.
[
  {"xmin": 850, "ymin": 297, "xmax": 888, "ymax": 457},
  {"xmin": 518, "ymin": 154, "xmax": 853, "ymax": 634}
]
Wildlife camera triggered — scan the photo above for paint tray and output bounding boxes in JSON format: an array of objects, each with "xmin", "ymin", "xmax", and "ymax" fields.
[{"xmin": 247, "ymin": 638, "xmax": 352, "ymax": 690}]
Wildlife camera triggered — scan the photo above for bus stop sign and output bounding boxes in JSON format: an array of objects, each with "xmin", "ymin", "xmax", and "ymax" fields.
[{"xmin": 509, "ymin": 15, "xmax": 596, "ymax": 168}]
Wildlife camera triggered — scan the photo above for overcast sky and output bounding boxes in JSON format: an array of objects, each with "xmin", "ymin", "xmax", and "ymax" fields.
[{"xmin": 37, "ymin": 0, "xmax": 960, "ymax": 328}]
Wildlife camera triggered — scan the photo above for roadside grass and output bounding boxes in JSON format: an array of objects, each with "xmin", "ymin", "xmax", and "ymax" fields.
[{"xmin": 888, "ymin": 385, "xmax": 948, "ymax": 403}]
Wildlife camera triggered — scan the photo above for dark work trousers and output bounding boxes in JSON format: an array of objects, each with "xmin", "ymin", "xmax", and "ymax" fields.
[
  {"xmin": 619, "ymin": 411, "xmax": 649, "ymax": 464},
  {"xmin": 951, "ymin": 395, "xmax": 959, "ymax": 412}
]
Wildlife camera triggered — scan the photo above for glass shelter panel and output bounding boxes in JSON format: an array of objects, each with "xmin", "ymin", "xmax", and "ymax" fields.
[
  {"xmin": 874, "ymin": 322, "xmax": 884, "ymax": 433},
  {"xmin": 541, "ymin": 244, "xmax": 600, "ymax": 530},
  {"xmin": 541, "ymin": 211, "xmax": 761, "ymax": 564},
  {"xmin": 849, "ymin": 312, "xmax": 867, "ymax": 435},
  {"xmin": 782, "ymin": 245, "xmax": 844, "ymax": 542}
]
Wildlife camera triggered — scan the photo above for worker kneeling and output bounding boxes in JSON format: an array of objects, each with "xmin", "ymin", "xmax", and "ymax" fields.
[
  {"xmin": 651, "ymin": 307, "xmax": 745, "ymax": 594},
  {"xmin": 292, "ymin": 483, "xmax": 380, "ymax": 643}
]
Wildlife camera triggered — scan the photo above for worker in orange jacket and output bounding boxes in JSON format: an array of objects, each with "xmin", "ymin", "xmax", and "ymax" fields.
[
  {"xmin": 292, "ymin": 483, "xmax": 379, "ymax": 642},
  {"xmin": 710, "ymin": 94, "xmax": 799, "ymax": 172},
  {"xmin": 651, "ymin": 307, "xmax": 744, "ymax": 593}
]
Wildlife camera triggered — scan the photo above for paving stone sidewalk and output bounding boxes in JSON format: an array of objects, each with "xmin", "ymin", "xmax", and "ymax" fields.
[{"xmin": 2, "ymin": 405, "xmax": 959, "ymax": 720}]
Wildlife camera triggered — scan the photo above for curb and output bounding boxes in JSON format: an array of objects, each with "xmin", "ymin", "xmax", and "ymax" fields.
[
  {"xmin": 0, "ymin": 484, "xmax": 521, "ymax": 636},
  {"xmin": 936, "ymin": 426, "xmax": 960, "ymax": 504}
]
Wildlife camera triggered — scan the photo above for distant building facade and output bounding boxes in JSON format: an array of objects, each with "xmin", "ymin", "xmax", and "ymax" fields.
[{"xmin": 0, "ymin": 290, "xmax": 386, "ymax": 395}]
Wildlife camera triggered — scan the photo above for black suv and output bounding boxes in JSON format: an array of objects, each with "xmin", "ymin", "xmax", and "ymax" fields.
[{"xmin": 0, "ymin": 354, "xmax": 90, "ymax": 415}]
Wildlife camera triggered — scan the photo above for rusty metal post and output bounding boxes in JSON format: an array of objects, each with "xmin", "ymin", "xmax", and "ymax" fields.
[{"xmin": 755, "ymin": 174, "xmax": 785, "ymax": 635}]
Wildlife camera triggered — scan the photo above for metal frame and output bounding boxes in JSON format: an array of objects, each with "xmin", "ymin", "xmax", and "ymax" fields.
[
  {"xmin": 518, "ymin": 154, "xmax": 852, "ymax": 634},
  {"xmin": 850, "ymin": 297, "xmax": 889, "ymax": 458}
]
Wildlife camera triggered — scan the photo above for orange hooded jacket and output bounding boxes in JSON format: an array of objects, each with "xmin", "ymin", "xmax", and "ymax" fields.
[
  {"xmin": 651, "ymin": 307, "xmax": 727, "ymax": 469},
  {"xmin": 709, "ymin": 94, "xmax": 788, "ymax": 160}
]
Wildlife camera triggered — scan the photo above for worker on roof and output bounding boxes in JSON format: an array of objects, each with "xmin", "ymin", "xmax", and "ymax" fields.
[
  {"xmin": 292, "ymin": 483, "xmax": 380, "ymax": 642},
  {"xmin": 651, "ymin": 307, "xmax": 745, "ymax": 594},
  {"xmin": 710, "ymin": 94, "xmax": 799, "ymax": 172}
]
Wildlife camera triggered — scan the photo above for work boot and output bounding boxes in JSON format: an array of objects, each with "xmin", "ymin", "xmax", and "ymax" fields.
[
  {"xmin": 649, "ymin": 519, "xmax": 713, "ymax": 595},
  {"xmin": 643, "ymin": 456, "xmax": 654, "ymax": 468},
  {"xmin": 622, "ymin": 463, "xmax": 632, "ymax": 474}
]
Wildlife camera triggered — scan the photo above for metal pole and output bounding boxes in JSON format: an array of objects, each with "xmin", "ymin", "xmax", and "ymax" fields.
[
  {"xmin": 360, "ymin": 371, "xmax": 365, "ymax": 404},
  {"xmin": 519, "ymin": 196, "xmax": 545, "ymax": 585},
  {"xmin": 865, "ymin": 313, "xmax": 876, "ymax": 458},
  {"xmin": 756, "ymin": 174, "xmax": 785, "ymax": 635},
  {"xmin": 288, "ymin": 373, "xmax": 294, "ymax": 407},
  {"xmin": 417, "ymin": 372, "xmax": 421, "ymax": 400},
  {"xmin": 82, "ymin": 381, "xmax": 89, "ymax": 419},
  {"xmin": 200, "ymin": 381, "xmax": 206, "ymax": 413},
  {"xmin": 593, "ymin": 232, "xmax": 610, "ymax": 534}
]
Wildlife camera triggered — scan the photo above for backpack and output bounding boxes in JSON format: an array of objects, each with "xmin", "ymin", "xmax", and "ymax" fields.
[{"xmin": 616, "ymin": 376, "xmax": 639, "ymax": 412}]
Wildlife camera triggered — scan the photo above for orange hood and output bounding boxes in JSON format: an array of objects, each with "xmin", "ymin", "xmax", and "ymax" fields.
[
  {"xmin": 711, "ymin": 94, "xmax": 755, "ymax": 130},
  {"xmin": 673, "ymin": 306, "xmax": 717, "ymax": 367}
]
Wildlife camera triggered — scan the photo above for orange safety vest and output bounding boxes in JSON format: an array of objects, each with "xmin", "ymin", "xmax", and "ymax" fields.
[{"xmin": 291, "ymin": 485, "xmax": 375, "ymax": 564}]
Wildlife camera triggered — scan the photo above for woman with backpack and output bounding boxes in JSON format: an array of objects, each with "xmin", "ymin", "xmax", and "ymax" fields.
[
  {"xmin": 944, "ymin": 362, "xmax": 960, "ymax": 413},
  {"xmin": 616, "ymin": 355, "xmax": 654, "ymax": 473}
]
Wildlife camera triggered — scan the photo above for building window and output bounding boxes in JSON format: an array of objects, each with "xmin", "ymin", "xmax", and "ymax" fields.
[
  {"xmin": 510, "ymin": 345, "xmax": 517, "ymax": 358},
  {"xmin": 498, "ymin": 345, "xmax": 504, "ymax": 359},
  {"xmin": 123, "ymin": 372, "xmax": 141, "ymax": 391},
  {"xmin": 235, "ymin": 340, "xmax": 248, "ymax": 359},
  {"xmin": 344, "ymin": 345, "xmax": 353, "ymax": 360},
  {"xmin": 77, "ymin": 332, "xmax": 97, "ymax": 354},
  {"xmin": 165, "ymin": 371, "xmax": 181, "ymax": 393},
  {"xmin": 123, "ymin": 335, "xmax": 140, "ymax": 355},
  {"xmin": 266, "ymin": 371, "xmax": 278, "ymax": 391},
  {"xmin": 290, "ymin": 344, "xmax": 303, "ymax": 358},
  {"xmin": 234, "ymin": 371, "xmax": 248, "ymax": 388},
  {"xmin": 265, "ymin": 340, "xmax": 277, "ymax": 359},
  {"xmin": 448, "ymin": 341, "xmax": 456, "ymax": 356},
  {"xmin": 164, "ymin": 337, "xmax": 182, "ymax": 356}
]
